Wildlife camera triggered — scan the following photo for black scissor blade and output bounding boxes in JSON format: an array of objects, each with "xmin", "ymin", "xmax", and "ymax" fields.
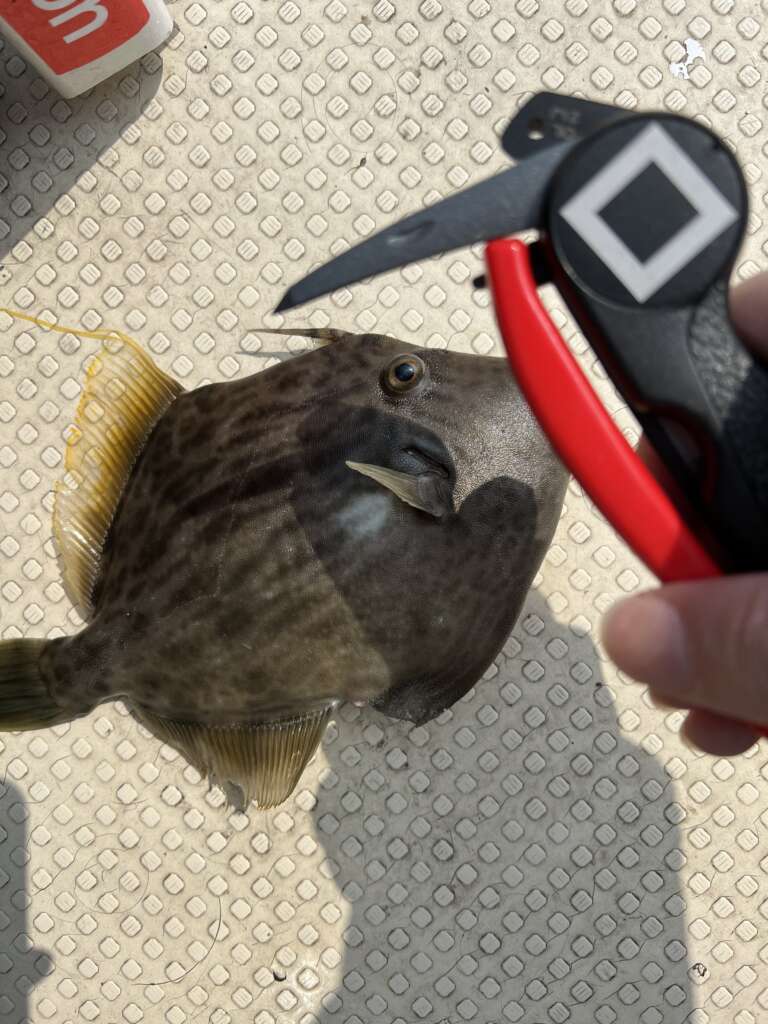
[{"xmin": 276, "ymin": 140, "xmax": 575, "ymax": 313}]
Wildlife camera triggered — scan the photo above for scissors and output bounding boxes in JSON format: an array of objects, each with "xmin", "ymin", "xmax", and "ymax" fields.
[{"xmin": 276, "ymin": 91, "xmax": 768, "ymax": 584}]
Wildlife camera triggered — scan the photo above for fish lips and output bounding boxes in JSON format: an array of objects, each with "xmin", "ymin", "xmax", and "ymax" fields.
[
  {"xmin": 299, "ymin": 404, "xmax": 457, "ymax": 487},
  {"xmin": 356, "ymin": 417, "xmax": 456, "ymax": 486},
  {"xmin": 390, "ymin": 440, "xmax": 454, "ymax": 482}
]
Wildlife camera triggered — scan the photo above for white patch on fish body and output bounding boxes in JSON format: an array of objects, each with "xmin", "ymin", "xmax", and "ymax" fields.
[
  {"xmin": 336, "ymin": 491, "xmax": 392, "ymax": 539},
  {"xmin": 670, "ymin": 38, "xmax": 705, "ymax": 79}
]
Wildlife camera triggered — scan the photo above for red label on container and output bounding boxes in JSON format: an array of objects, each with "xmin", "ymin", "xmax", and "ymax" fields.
[{"xmin": 3, "ymin": 0, "xmax": 150, "ymax": 75}]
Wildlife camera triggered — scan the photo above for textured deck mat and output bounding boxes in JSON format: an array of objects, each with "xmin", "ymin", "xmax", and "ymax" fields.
[{"xmin": 0, "ymin": 2, "xmax": 766, "ymax": 1022}]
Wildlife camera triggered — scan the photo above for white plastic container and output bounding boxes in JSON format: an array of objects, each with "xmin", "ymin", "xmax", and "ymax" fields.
[{"xmin": 0, "ymin": 0, "xmax": 174, "ymax": 98}]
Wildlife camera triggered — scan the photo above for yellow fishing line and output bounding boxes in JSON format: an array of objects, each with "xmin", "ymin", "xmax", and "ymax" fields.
[
  {"xmin": 0, "ymin": 307, "xmax": 141, "ymax": 350},
  {"xmin": 0, "ymin": 307, "xmax": 164, "ymax": 515},
  {"xmin": 0, "ymin": 306, "xmax": 151, "ymax": 442}
]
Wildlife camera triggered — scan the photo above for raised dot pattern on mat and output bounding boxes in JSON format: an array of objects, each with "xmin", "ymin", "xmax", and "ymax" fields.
[{"xmin": 0, "ymin": 2, "xmax": 766, "ymax": 1022}]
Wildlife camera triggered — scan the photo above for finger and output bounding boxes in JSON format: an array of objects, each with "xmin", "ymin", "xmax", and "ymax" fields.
[
  {"xmin": 647, "ymin": 690, "xmax": 688, "ymax": 710},
  {"xmin": 680, "ymin": 708, "xmax": 760, "ymax": 756},
  {"xmin": 730, "ymin": 271, "xmax": 768, "ymax": 360},
  {"xmin": 647, "ymin": 688, "xmax": 760, "ymax": 752},
  {"xmin": 601, "ymin": 575, "xmax": 768, "ymax": 728}
]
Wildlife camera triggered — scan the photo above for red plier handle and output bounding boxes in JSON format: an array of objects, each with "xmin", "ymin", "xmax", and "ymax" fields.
[
  {"xmin": 486, "ymin": 240, "xmax": 768, "ymax": 740},
  {"xmin": 486, "ymin": 238, "xmax": 721, "ymax": 584}
]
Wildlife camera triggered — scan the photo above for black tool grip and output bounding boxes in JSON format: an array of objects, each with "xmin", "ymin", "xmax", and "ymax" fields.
[
  {"xmin": 686, "ymin": 282, "xmax": 768, "ymax": 568},
  {"xmin": 547, "ymin": 274, "xmax": 768, "ymax": 572}
]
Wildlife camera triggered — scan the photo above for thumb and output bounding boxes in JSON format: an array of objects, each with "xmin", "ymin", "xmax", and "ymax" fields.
[{"xmin": 602, "ymin": 575, "xmax": 768, "ymax": 730}]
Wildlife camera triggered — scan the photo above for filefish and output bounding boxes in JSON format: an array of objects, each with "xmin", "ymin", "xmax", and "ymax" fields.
[{"xmin": 0, "ymin": 324, "xmax": 567, "ymax": 810}]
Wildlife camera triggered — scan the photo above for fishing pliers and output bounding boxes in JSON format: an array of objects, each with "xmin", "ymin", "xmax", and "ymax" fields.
[{"xmin": 277, "ymin": 92, "xmax": 768, "ymax": 583}]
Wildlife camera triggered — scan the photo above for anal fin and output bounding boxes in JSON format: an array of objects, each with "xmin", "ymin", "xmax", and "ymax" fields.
[{"xmin": 133, "ymin": 705, "xmax": 335, "ymax": 810}]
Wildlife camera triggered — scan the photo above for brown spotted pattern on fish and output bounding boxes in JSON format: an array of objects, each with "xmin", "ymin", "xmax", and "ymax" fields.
[{"xmin": 2, "ymin": 330, "xmax": 568, "ymax": 808}]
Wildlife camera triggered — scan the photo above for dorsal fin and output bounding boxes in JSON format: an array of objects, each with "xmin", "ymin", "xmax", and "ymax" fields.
[
  {"xmin": 133, "ymin": 705, "xmax": 335, "ymax": 810},
  {"xmin": 53, "ymin": 333, "xmax": 182, "ymax": 616}
]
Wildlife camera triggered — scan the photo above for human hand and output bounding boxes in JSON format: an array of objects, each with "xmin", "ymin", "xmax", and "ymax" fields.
[{"xmin": 601, "ymin": 271, "xmax": 768, "ymax": 756}]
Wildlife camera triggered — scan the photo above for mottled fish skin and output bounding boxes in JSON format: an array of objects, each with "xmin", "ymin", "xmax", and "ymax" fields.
[{"xmin": 40, "ymin": 332, "xmax": 568, "ymax": 728}]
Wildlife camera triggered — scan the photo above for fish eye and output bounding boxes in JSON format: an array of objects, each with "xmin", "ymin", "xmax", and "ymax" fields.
[{"xmin": 382, "ymin": 354, "xmax": 426, "ymax": 394}]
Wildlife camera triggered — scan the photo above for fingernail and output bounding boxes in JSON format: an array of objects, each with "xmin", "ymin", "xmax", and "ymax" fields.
[{"xmin": 602, "ymin": 594, "xmax": 689, "ymax": 690}]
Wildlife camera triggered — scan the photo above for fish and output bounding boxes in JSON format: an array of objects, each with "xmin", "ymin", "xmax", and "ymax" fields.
[{"xmin": 0, "ymin": 322, "xmax": 568, "ymax": 810}]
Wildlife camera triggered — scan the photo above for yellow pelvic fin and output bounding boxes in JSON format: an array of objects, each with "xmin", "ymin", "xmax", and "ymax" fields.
[
  {"xmin": 0, "ymin": 311, "xmax": 183, "ymax": 616},
  {"xmin": 133, "ymin": 705, "xmax": 334, "ymax": 811}
]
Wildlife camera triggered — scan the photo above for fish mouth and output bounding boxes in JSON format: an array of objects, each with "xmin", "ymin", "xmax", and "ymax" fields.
[{"xmin": 401, "ymin": 442, "xmax": 453, "ymax": 479}]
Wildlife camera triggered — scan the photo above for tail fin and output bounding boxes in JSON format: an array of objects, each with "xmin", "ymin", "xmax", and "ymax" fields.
[{"xmin": 0, "ymin": 640, "xmax": 68, "ymax": 731}]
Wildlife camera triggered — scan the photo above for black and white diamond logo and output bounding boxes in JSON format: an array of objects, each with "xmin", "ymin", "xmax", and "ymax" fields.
[{"xmin": 559, "ymin": 123, "xmax": 739, "ymax": 303}]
